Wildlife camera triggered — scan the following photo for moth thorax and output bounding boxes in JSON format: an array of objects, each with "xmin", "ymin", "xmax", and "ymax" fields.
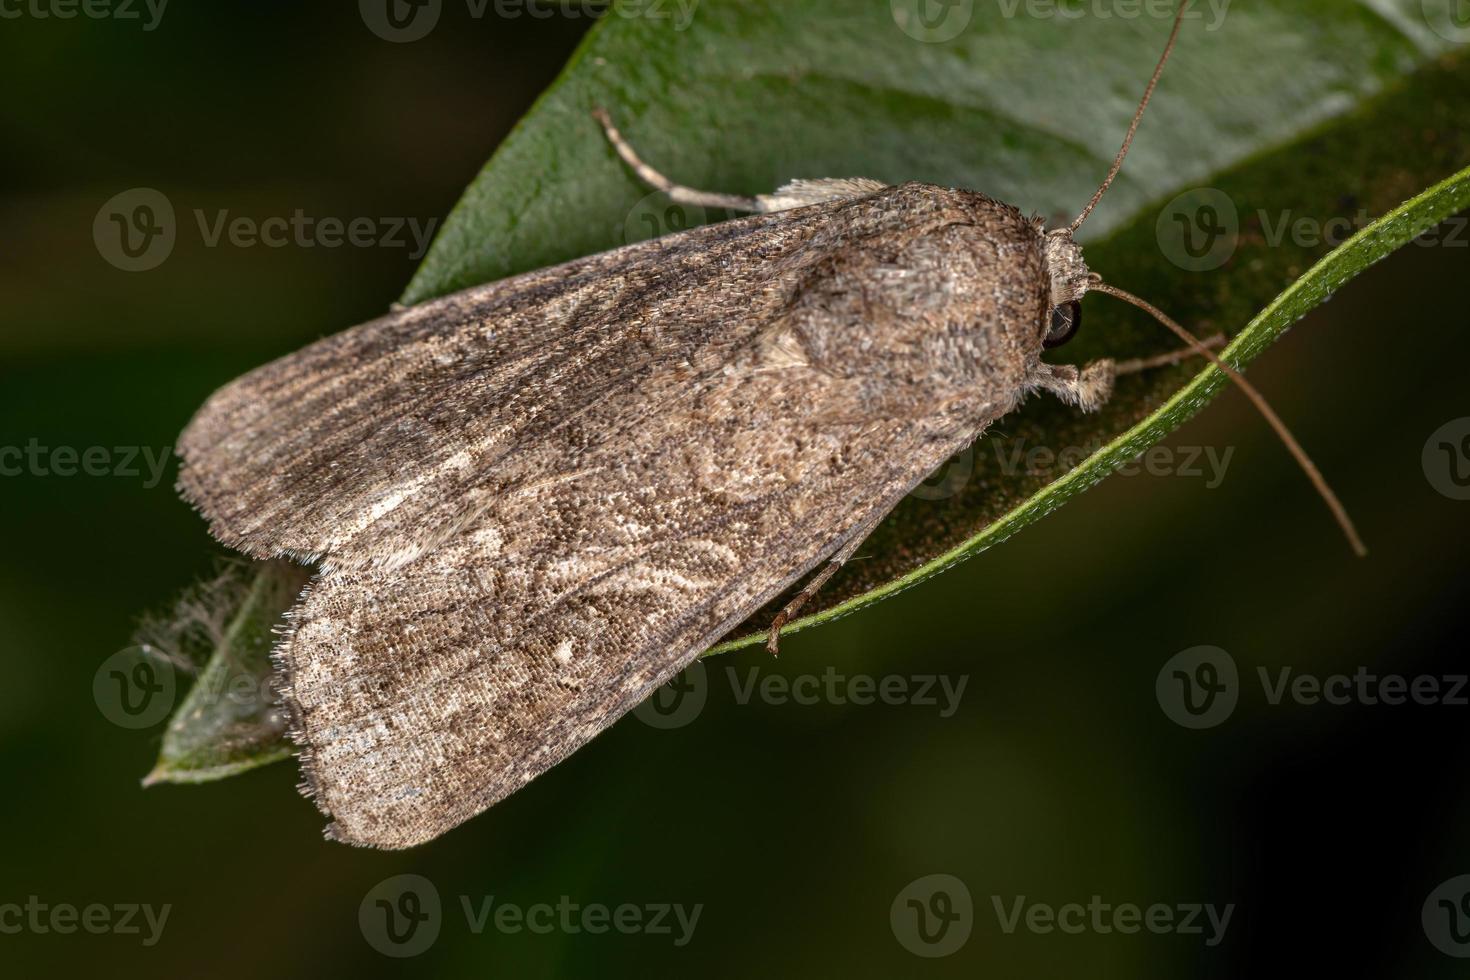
[{"xmin": 1044, "ymin": 229, "xmax": 1092, "ymax": 308}]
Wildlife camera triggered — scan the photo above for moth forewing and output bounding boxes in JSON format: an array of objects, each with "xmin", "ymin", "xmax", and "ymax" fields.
[{"xmin": 262, "ymin": 186, "xmax": 1068, "ymax": 848}]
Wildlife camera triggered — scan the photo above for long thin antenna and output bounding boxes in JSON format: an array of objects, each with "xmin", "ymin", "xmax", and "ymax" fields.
[
  {"xmin": 1068, "ymin": 0, "xmax": 1191, "ymax": 234},
  {"xmin": 1092, "ymin": 282, "xmax": 1367, "ymax": 557}
]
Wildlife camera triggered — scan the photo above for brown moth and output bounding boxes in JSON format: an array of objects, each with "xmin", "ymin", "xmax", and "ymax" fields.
[{"xmin": 174, "ymin": 0, "xmax": 1359, "ymax": 849}]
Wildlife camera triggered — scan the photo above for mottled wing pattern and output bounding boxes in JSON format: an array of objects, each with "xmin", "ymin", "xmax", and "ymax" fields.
[
  {"xmin": 281, "ymin": 345, "xmax": 998, "ymax": 848},
  {"xmin": 177, "ymin": 187, "xmax": 946, "ymax": 574},
  {"xmin": 181, "ymin": 181, "xmax": 1052, "ymax": 848}
]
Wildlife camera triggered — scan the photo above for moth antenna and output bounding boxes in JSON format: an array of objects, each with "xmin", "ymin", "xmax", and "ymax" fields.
[
  {"xmin": 1068, "ymin": 0, "xmax": 1191, "ymax": 234},
  {"xmin": 1091, "ymin": 282, "xmax": 1367, "ymax": 558}
]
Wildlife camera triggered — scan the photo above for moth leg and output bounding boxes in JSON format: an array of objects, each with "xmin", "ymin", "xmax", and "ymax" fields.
[
  {"xmin": 594, "ymin": 108, "xmax": 887, "ymax": 215},
  {"xmin": 1035, "ymin": 333, "xmax": 1228, "ymax": 412},
  {"xmin": 1113, "ymin": 333, "xmax": 1226, "ymax": 376},
  {"xmin": 766, "ymin": 515, "xmax": 883, "ymax": 656},
  {"xmin": 1029, "ymin": 360, "xmax": 1117, "ymax": 413},
  {"xmin": 593, "ymin": 107, "xmax": 763, "ymax": 213}
]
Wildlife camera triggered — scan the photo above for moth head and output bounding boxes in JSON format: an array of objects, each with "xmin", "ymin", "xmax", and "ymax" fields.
[{"xmin": 1040, "ymin": 228, "xmax": 1091, "ymax": 351}]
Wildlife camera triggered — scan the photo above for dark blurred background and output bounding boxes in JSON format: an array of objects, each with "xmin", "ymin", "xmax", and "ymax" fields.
[{"xmin": 3, "ymin": 2, "xmax": 1469, "ymax": 977}]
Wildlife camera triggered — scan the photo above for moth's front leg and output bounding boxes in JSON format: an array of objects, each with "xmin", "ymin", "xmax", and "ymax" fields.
[
  {"xmin": 1029, "ymin": 360, "xmax": 1116, "ymax": 413},
  {"xmin": 1033, "ymin": 333, "xmax": 1228, "ymax": 413}
]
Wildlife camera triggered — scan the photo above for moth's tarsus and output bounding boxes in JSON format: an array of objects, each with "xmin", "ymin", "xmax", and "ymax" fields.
[
  {"xmin": 1092, "ymin": 283, "xmax": 1368, "ymax": 557},
  {"xmin": 767, "ymin": 508, "xmax": 889, "ymax": 655},
  {"xmin": 765, "ymin": 612, "xmax": 788, "ymax": 657}
]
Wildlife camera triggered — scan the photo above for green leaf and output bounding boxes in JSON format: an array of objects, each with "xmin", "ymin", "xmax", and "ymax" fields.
[
  {"xmin": 403, "ymin": 0, "xmax": 1453, "ymax": 303},
  {"xmin": 143, "ymin": 561, "xmax": 309, "ymax": 784},
  {"xmin": 147, "ymin": 0, "xmax": 1470, "ymax": 780}
]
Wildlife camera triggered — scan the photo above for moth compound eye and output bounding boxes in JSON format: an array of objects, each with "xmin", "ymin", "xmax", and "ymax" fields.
[{"xmin": 1044, "ymin": 301, "xmax": 1082, "ymax": 349}]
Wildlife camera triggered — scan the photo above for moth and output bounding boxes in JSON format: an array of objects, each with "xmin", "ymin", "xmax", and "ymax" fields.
[{"xmin": 175, "ymin": 1, "xmax": 1360, "ymax": 848}]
